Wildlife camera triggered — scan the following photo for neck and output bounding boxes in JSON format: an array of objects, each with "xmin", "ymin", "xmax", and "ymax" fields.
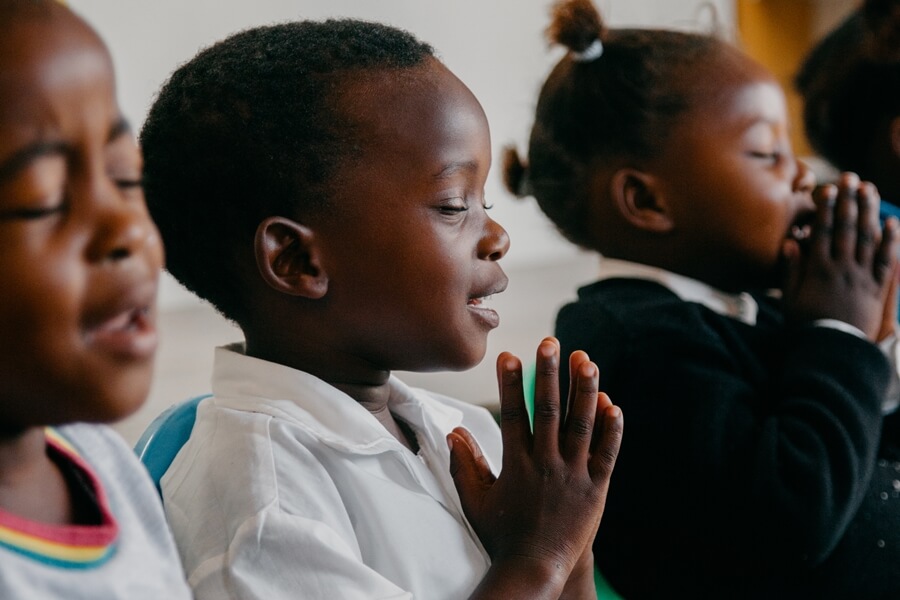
[
  {"xmin": 0, "ymin": 427, "xmax": 74, "ymax": 525},
  {"xmin": 332, "ymin": 381, "xmax": 418, "ymax": 452},
  {"xmin": 243, "ymin": 332, "xmax": 418, "ymax": 451}
]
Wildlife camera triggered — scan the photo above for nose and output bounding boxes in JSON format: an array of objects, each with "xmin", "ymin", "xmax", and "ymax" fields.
[
  {"xmin": 793, "ymin": 158, "xmax": 816, "ymax": 196},
  {"xmin": 86, "ymin": 192, "xmax": 159, "ymax": 264},
  {"xmin": 477, "ymin": 215, "xmax": 510, "ymax": 261}
]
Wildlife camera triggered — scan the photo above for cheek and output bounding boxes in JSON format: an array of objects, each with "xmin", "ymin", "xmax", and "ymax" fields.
[{"xmin": 0, "ymin": 247, "xmax": 83, "ymax": 332}]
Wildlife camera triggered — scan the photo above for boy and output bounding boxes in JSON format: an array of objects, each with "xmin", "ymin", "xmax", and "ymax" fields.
[{"xmin": 140, "ymin": 17, "xmax": 622, "ymax": 600}]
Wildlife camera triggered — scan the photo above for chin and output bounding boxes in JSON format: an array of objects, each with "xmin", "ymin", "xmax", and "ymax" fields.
[
  {"xmin": 410, "ymin": 345, "xmax": 488, "ymax": 373},
  {"xmin": 88, "ymin": 373, "xmax": 153, "ymax": 423}
]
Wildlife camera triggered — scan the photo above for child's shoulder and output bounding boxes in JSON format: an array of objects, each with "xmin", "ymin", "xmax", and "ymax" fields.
[
  {"xmin": 560, "ymin": 277, "xmax": 697, "ymax": 330},
  {"xmin": 51, "ymin": 423, "xmax": 140, "ymax": 471}
]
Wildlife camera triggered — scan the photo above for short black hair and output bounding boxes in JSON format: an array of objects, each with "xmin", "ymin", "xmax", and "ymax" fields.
[
  {"xmin": 503, "ymin": 0, "xmax": 720, "ymax": 251},
  {"xmin": 140, "ymin": 19, "xmax": 434, "ymax": 324},
  {"xmin": 795, "ymin": 2, "xmax": 900, "ymax": 175}
]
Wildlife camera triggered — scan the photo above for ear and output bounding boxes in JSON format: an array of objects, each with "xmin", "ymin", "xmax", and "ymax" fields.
[
  {"xmin": 254, "ymin": 216, "xmax": 328, "ymax": 299},
  {"xmin": 609, "ymin": 168, "xmax": 674, "ymax": 233}
]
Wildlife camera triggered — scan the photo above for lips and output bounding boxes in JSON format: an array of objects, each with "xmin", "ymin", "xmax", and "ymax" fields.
[
  {"xmin": 83, "ymin": 282, "xmax": 158, "ymax": 360},
  {"xmin": 467, "ymin": 275, "xmax": 508, "ymax": 330}
]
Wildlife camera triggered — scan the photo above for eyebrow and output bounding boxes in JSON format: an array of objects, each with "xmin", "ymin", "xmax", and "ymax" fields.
[
  {"xmin": 432, "ymin": 160, "xmax": 478, "ymax": 180},
  {"xmin": 0, "ymin": 117, "xmax": 132, "ymax": 186}
]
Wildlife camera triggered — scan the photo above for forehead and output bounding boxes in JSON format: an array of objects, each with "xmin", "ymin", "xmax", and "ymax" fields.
[
  {"xmin": 0, "ymin": 9, "xmax": 116, "ymax": 158},
  {"xmin": 678, "ymin": 53, "xmax": 786, "ymax": 138},
  {"xmin": 335, "ymin": 59, "xmax": 490, "ymax": 170}
]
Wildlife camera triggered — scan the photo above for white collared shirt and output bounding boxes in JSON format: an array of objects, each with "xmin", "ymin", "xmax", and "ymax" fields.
[
  {"xmin": 597, "ymin": 258, "xmax": 900, "ymax": 413},
  {"xmin": 162, "ymin": 344, "xmax": 502, "ymax": 600}
]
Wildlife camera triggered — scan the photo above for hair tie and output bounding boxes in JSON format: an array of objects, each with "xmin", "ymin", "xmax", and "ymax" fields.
[{"xmin": 571, "ymin": 39, "xmax": 604, "ymax": 62}]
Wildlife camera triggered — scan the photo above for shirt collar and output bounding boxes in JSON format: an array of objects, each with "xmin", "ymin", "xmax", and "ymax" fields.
[
  {"xmin": 210, "ymin": 343, "xmax": 465, "ymax": 454},
  {"xmin": 596, "ymin": 257, "xmax": 759, "ymax": 325}
]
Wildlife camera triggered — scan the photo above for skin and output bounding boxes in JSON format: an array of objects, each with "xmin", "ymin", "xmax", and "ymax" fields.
[
  {"xmin": 606, "ymin": 46, "xmax": 898, "ymax": 337},
  {"xmin": 247, "ymin": 59, "xmax": 510, "ymax": 442},
  {"xmin": 633, "ymin": 55, "xmax": 818, "ymax": 292},
  {"xmin": 450, "ymin": 339, "xmax": 622, "ymax": 600},
  {"xmin": 246, "ymin": 58, "xmax": 623, "ymax": 598},
  {"xmin": 0, "ymin": 4, "xmax": 163, "ymax": 524}
]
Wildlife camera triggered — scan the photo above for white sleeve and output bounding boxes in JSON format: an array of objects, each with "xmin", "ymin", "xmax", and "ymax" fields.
[
  {"xmin": 188, "ymin": 510, "xmax": 412, "ymax": 600},
  {"xmin": 879, "ymin": 333, "xmax": 900, "ymax": 414},
  {"xmin": 813, "ymin": 319, "xmax": 900, "ymax": 414}
]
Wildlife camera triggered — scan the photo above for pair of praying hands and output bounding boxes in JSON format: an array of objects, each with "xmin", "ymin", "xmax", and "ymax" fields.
[{"xmin": 450, "ymin": 338, "xmax": 623, "ymax": 600}]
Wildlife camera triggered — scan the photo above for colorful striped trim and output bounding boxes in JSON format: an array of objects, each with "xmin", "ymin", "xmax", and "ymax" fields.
[{"xmin": 0, "ymin": 428, "xmax": 119, "ymax": 569}]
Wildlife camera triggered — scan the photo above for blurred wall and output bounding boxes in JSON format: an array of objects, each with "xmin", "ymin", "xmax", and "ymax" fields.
[{"xmin": 69, "ymin": 0, "xmax": 736, "ymax": 310}]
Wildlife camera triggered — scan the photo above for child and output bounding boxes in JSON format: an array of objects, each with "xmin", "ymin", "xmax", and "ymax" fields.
[
  {"xmin": 139, "ymin": 18, "xmax": 623, "ymax": 600},
  {"xmin": 0, "ymin": 1, "xmax": 191, "ymax": 597},
  {"xmin": 504, "ymin": 0, "xmax": 900, "ymax": 597},
  {"xmin": 795, "ymin": 0, "xmax": 900, "ymax": 208}
]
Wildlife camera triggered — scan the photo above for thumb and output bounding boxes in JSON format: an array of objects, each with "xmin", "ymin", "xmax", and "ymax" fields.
[{"xmin": 447, "ymin": 427, "xmax": 494, "ymax": 515}]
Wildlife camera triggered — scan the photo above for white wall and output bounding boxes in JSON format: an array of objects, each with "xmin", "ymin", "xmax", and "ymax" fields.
[{"xmin": 70, "ymin": 0, "xmax": 734, "ymax": 310}]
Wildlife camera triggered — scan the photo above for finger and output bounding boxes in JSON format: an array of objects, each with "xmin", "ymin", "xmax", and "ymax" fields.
[
  {"xmin": 448, "ymin": 427, "xmax": 495, "ymax": 485},
  {"xmin": 832, "ymin": 173, "xmax": 860, "ymax": 260},
  {"xmin": 856, "ymin": 181, "xmax": 881, "ymax": 265},
  {"xmin": 566, "ymin": 350, "xmax": 592, "ymax": 419},
  {"xmin": 532, "ymin": 337, "xmax": 562, "ymax": 460},
  {"xmin": 562, "ymin": 357, "xmax": 599, "ymax": 463},
  {"xmin": 496, "ymin": 351, "xmax": 531, "ymax": 467},
  {"xmin": 589, "ymin": 398, "xmax": 623, "ymax": 485},
  {"xmin": 448, "ymin": 428, "xmax": 495, "ymax": 516},
  {"xmin": 810, "ymin": 184, "xmax": 837, "ymax": 262},
  {"xmin": 874, "ymin": 217, "xmax": 900, "ymax": 285}
]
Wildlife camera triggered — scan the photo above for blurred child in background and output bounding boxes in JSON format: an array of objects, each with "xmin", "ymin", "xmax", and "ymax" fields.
[{"xmin": 505, "ymin": 0, "xmax": 900, "ymax": 596}]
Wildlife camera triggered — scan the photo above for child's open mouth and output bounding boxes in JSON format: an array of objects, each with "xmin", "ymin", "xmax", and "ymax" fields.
[
  {"xmin": 467, "ymin": 295, "xmax": 492, "ymax": 308},
  {"xmin": 467, "ymin": 294, "xmax": 501, "ymax": 329},
  {"xmin": 85, "ymin": 304, "xmax": 158, "ymax": 359},
  {"xmin": 789, "ymin": 223, "xmax": 812, "ymax": 242}
]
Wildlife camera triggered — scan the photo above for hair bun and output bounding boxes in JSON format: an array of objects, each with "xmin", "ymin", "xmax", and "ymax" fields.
[
  {"xmin": 501, "ymin": 146, "xmax": 532, "ymax": 199},
  {"xmin": 547, "ymin": 0, "xmax": 607, "ymax": 54}
]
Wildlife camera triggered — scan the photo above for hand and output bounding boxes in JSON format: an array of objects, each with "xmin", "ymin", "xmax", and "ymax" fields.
[
  {"xmin": 782, "ymin": 172, "xmax": 899, "ymax": 339},
  {"xmin": 448, "ymin": 337, "xmax": 623, "ymax": 599}
]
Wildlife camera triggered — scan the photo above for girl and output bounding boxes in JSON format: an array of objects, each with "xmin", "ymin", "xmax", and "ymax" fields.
[
  {"xmin": 0, "ymin": 1, "xmax": 190, "ymax": 597},
  {"xmin": 505, "ymin": 0, "xmax": 900, "ymax": 597}
]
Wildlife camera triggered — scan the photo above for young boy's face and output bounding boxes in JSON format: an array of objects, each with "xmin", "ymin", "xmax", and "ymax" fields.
[
  {"xmin": 312, "ymin": 59, "xmax": 509, "ymax": 372},
  {"xmin": 650, "ymin": 57, "xmax": 816, "ymax": 291},
  {"xmin": 0, "ymin": 8, "xmax": 163, "ymax": 429}
]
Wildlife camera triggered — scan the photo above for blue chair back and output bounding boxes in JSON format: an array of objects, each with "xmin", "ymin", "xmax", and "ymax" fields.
[{"xmin": 134, "ymin": 394, "xmax": 211, "ymax": 494}]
